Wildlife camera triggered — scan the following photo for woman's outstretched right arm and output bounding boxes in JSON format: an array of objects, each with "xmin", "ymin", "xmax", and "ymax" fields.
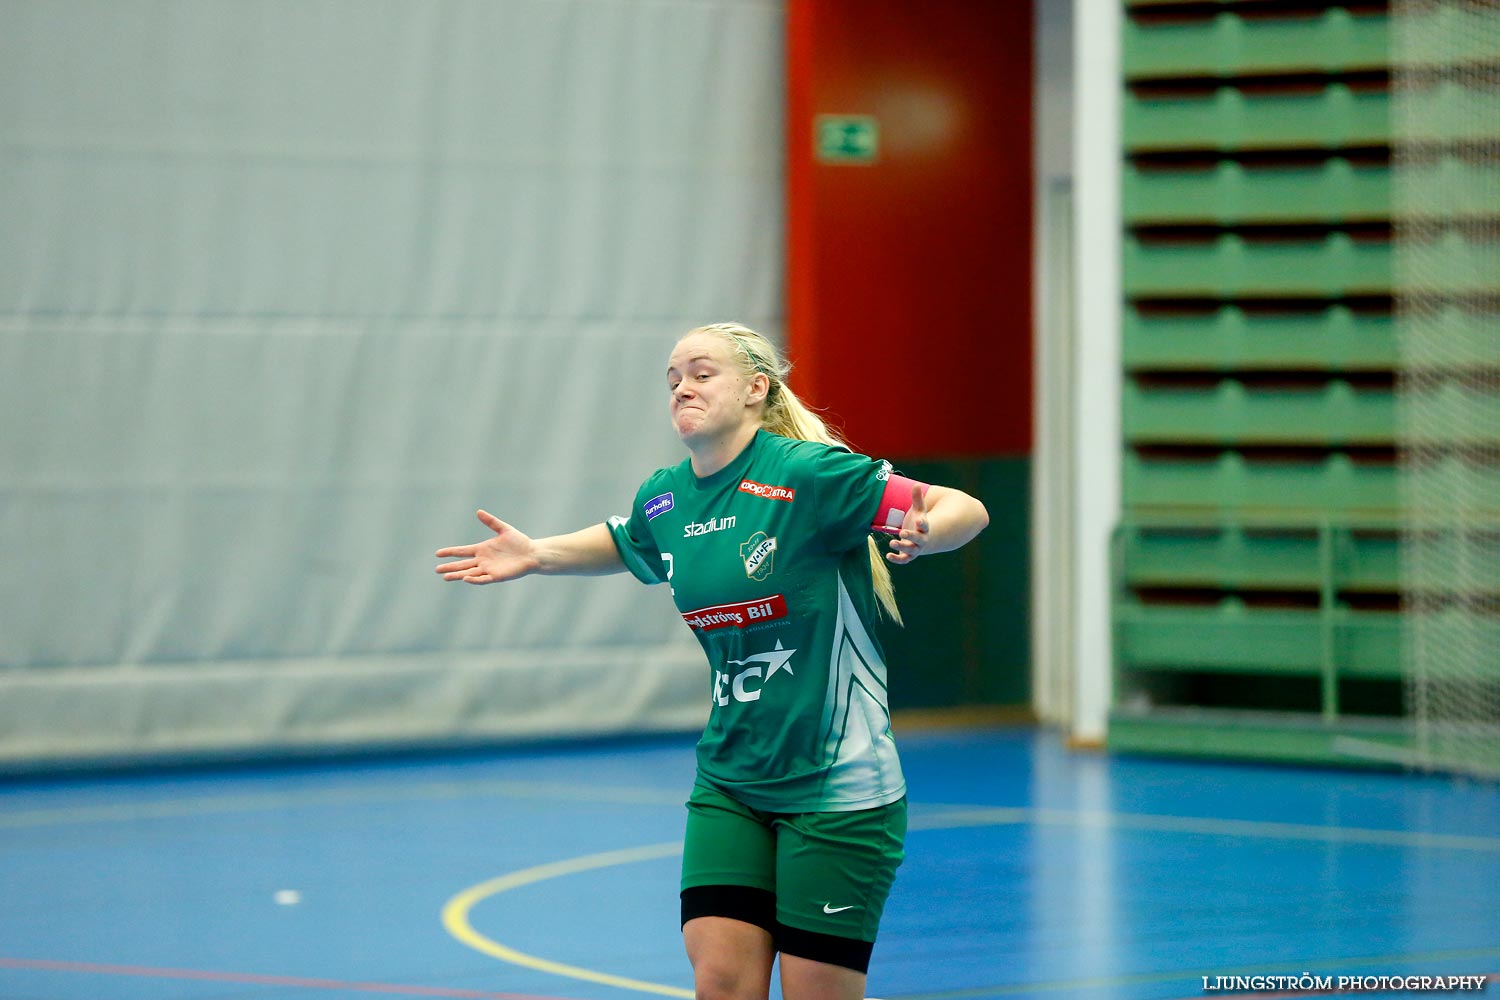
[{"xmin": 435, "ymin": 509, "xmax": 624, "ymax": 585}]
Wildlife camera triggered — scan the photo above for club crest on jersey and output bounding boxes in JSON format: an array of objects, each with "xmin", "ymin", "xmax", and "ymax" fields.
[
  {"xmin": 740, "ymin": 532, "xmax": 777, "ymax": 581},
  {"xmin": 643, "ymin": 492, "xmax": 674, "ymax": 520},
  {"xmin": 738, "ymin": 479, "xmax": 795, "ymax": 503}
]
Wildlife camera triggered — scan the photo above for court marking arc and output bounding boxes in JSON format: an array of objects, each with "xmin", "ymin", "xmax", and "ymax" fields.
[{"xmin": 441, "ymin": 841, "xmax": 693, "ymax": 1000}]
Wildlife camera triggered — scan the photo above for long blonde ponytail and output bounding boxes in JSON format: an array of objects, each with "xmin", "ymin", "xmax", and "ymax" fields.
[{"xmin": 689, "ymin": 323, "xmax": 904, "ymax": 626}]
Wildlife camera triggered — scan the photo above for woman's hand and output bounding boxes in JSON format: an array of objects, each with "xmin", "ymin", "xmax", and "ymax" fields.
[
  {"xmin": 435, "ymin": 509, "xmax": 540, "ymax": 585},
  {"xmin": 885, "ymin": 484, "xmax": 989, "ymax": 564},
  {"xmin": 885, "ymin": 485, "xmax": 930, "ymax": 565}
]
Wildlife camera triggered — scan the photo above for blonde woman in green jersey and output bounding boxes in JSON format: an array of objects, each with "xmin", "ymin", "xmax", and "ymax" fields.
[{"xmin": 436, "ymin": 323, "xmax": 988, "ymax": 1000}]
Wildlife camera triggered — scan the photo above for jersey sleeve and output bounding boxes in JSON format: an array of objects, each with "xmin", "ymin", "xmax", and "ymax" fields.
[
  {"xmin": 606, "ymin": 482, "xmax": 669, "ymax": 585},
  {"xmin": 808, "ymin": 447, "xmax": 892, "ymax": 553}
]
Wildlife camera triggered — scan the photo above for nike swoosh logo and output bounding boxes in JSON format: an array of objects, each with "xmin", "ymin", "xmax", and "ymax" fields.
[{"xmin": 823, "ymin": 903, "xmax": 855, "ymax": 914}]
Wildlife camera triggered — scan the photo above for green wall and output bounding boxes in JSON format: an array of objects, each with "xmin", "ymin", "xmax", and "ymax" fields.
[{"xmin": 874, "ymin": 457, "xmax": 1030, "ymax": 711}]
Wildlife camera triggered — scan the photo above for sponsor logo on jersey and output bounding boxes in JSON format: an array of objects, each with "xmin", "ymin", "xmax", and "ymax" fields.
[
  {"xmin": 740, "ymin": 532, "xmax": 777, "ymax": 581},
  {"xmin": 877, "ymin": 460, "xmax": 892, "ymax": 481},
  {"xmin": 714, "ymin": 639, "xmax": 796, "ymax": 705},
  {"xmin": 681, "ymin": 594, "xmax": 787, "ymax": 632},
  {"xmin": 738, "ymin": 479, "xmax": 795, "ymax": 503},
  {"xmin": 643, "ymin": 492, "xmax": 674, "ymax": 520},
  {"xmin": 683, "ymin": 515, "xmax": 736, "ymax": 538}
]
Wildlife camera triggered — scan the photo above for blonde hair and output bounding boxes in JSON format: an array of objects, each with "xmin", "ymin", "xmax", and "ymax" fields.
[{"xmin": 688, "ymin": 322, "xmax": 903, "ymax": 626}]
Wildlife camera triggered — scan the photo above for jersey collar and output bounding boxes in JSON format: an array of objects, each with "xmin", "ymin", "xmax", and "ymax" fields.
[{"xmin": 691, "ymin": 428, "xmax": 765, "ymax": 491}]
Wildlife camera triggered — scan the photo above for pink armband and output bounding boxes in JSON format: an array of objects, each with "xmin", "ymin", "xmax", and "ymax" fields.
[{"xmin": 871, "ymin": 475, "xmax": 929, "ymax": 535}]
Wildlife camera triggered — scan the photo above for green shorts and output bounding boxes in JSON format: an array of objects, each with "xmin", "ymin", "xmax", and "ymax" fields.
[{"xmin": 681, "ymin": 781, "xmax": 907, "ymax": 943}]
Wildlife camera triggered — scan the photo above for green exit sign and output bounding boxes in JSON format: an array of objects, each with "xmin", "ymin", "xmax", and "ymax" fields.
[{"xmin": 815, "ymin": 115, "xmax": 879, "ymax": 164}]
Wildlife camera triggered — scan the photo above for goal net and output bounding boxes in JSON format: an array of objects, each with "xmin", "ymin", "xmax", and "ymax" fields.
[{"xmin": 1393, "ymin": 0, "xmax": 1500, "ymax": 779}]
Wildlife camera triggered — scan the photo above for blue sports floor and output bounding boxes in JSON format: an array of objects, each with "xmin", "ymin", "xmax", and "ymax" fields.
[{"xmin": 2, "ymin": 727, "xmax": 1497, "ymax": 1000}]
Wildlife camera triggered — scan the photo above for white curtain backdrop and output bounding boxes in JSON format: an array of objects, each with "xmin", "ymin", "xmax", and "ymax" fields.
[{"xmin": 0, "ymin": 0, "xmax": 784, "ymax": 766}]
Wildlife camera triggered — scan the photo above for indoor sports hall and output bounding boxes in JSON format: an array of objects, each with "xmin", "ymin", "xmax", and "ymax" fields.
[{"xmin": 1, "ymin": 3, "xmax": 1497, "ymax": 999}]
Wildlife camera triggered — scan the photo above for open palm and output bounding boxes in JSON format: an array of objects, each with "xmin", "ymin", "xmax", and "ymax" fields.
[{"xmin": 434, "ymin": 509, "xmax": 539, "ymax": 585}]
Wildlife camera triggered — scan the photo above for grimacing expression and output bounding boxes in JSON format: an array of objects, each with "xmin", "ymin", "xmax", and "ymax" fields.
[{"xmin": 666, "ymin": 333, "xmax": 765, "ymax": 444}]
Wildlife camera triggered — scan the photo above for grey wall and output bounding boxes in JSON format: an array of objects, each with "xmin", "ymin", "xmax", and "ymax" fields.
[{"xmin": 0, "ymin": 0, "xmax": 784, "ymax": 767}]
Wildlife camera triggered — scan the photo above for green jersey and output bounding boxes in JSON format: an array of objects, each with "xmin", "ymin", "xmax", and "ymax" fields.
[{"xmin": 607, "ymin": 429, "xmax": 904, "ymax": 813}]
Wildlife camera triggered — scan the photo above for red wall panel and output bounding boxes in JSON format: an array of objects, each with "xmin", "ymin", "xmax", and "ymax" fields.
[{"xmin": 787, "ymin": 0, "xmax": 1034, "ymax": 459}]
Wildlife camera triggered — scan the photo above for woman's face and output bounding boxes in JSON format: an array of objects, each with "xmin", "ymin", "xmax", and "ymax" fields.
[{"xmin": 666, "ymin": 332, "xmax": 762, "ymax": 446}]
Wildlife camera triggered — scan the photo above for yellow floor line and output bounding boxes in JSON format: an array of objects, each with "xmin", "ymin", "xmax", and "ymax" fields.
[{"xmin": 442, "ymin": 841, "xmax": 691, "ymax": 999}]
